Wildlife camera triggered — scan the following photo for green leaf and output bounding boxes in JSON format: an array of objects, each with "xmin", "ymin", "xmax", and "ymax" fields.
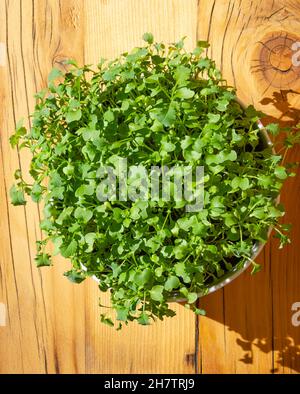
[
  {"xmin": 50, "ymin": 186, "xmax": 64, "ymax": 200},
  {"xmin": 174, "ymin": 262, "xmax": 190, "ymax": 283},
  {"xmin": 60, "ymin": 239, "xmax": 78, "ymax": 258},
  {"xmin": 9, "ymin": 124, "xmax": 27, "ymax": 148},
  {"xmin": 181, "ymin": 136, "xmax": 194, "ymax": 150},
  {"xmin": 231, "ymin": 177, "xmax": 250, "ymax": 190},
  {"xmin": 207, "ymin": 113, "xmax": 220, "ymax": 123},
  {"xmin": 250, "ymin": 208, "xmax": 265, "ymax": 219},
  {"xmin": 223, "ymin": 213, "xmax": 237, "ymax": 227},
  {"xmin": 82, "ymin": 143, "xmax": 96, "ymax": 161},
  {"xmin": 258, "ymin": 175, "xmax": 273, "ymax": 188},
  {"xmin": 194, "ymin": 308, "xmax": 206, "ymax": 316},
  {"xmin": 85, "ymin": 232, "xmax": 96, "ymax": 252},
  {"xmin": 161, "ymin": 140, "xmax": 176, "ymax": 152},
  {"xmin": 135, "ymin": 269, "xmax": 152, "ymax": 286},
  {"xmin": 48, "ymin": 68, "xmax": 63, "ymax": 82},
  {"xmin": 206, "ymin": 150, "xmax": 237, "ymax": 165},
  {"xmin": 100, "ymin": 314, "xmax": 114, "ymax": 327},
  {"xmin": 81, "ymin": 128, "xmax": 100, "ymax": 142},
  {"xmin": 64, "ymin": 269, "xmax": 85, "ymax": 283},
  {"xmin": 10, "ymin": 185, "xmax": 26, "ymax": 206},
  {"xmin": 56, "ymin": 207, "xmax": 73, "ymax": 225},
  {"xmin": 175, "ymin": 87, "xmax": 194, "ymax": 99},
  {"xmin": 200, "ymin": 86, "xmax": 218, "ymax": 96},
  {"xmin": 251, "ymin": 262, "xmax": 261, "ymax": 275},
  {"xmin": 49, "ymin": 171, "xmax": 63, "ymax": 188},
  {"xmin": 63, "ymin": 59, "xmax": 78, "ymax": 66},
  {"xmin": 103, "ymin": 68, "xmax": 118, "ymax": 81},
  {"xmin": 196, "ymin": 40, "xmax": 210, "ymax": 48},
  {"xmin": 216, "ymin": 99, "xmax": 229, "ymax": 112},
  {"xmin": 164, "ymin": 276, "xmax": 180, "ymax": 291},
  {"xmin": 142, "ymin": 32, "xmax": 154, "ymax": 44},
  {"xmin": 74, "ymin": 207, "xmax": 93, "ymax": 223},
  {"xmin": 75, "ymin": 184, "xmax": 95, "ymax": 197},
  {"xmin": 266, "ymin": 123, "xmax": 280, "ymax": 136},
  {"xmin": 35, "ymin": 253, "xmax": 52, "ymax": 267},
  {"xmin": 104, "ymin": 110, "xmax": 115, "ymax": 122},
  {"xmin": 116, "ymin": 307, "xmax": 129, "ymax": 321},
  {"xmin": 66, "ymin": 109, "xmax": 82, "ymax": 123},
  {"xmin": 174, "ymin": 65, "xmax": 190, "ymax": 85},
  {"xmin": 197, "ymin": 58, "xmax": 211, "ymax": 69},
  {"xmin": 150, "ymin": 285, "xmax": 164, "ymax": 302},
  {"xmin": 187, "ymin": 292, "xmax": 198, "ymax": 304},
  {"xmin": 274, "ymin": 166, "xmax": 287, "ymax": 180},
  {"xmin": 137, "ymin": 312, "xmax": 150, "ymax": 325},
  {"xmin": 63, "ymin": 164, "xmax": 75, "ymax": 177},
  {"xmin": 173, "ymin": 242, "xmax": 189, "ymax": 259},
  {"xmin": 40, "ymin": 219, "xmax": 54, "ymax": 232},
  {"xmin": 245, "ymin": 105, "xmax": 261, "ymax": 120},
  {"xmin": 220, "ymin": 150, "xmax": 237, "ymax": 162},
  {"xmin": 157, "ymin": 104, "xmax": 176, "ymax": 127},
  {"xmin": 239, "ymin": 178, "xmax": 250, "ymax": 190},
  {"xmin": 31, "ymin": 182, "xmax": 43, "ymax": 202}
]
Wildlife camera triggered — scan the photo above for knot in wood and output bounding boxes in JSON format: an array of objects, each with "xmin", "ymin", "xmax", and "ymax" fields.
[{"xmin": 258, "ymin": 32, "xmax": 300, "ymax": 89}]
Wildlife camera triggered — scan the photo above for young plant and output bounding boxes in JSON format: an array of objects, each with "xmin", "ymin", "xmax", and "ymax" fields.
[{"xmin": 10, "ymin": 34, "xmax": 299, "ymax": 327}]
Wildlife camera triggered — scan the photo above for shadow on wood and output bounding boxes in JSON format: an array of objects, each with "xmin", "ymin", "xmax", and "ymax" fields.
[
  {"xmin": 260, "ymin": 90, "xmax": 300, "ymax": 126},
  {"xmin": 196, "ymin": 137, "xmax": 300, "ymax": 373}
]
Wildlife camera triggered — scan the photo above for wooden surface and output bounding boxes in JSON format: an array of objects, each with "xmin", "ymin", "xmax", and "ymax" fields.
[{"xmin": 0, "ymin": 0, "xmax": 299, "ymax": 374}]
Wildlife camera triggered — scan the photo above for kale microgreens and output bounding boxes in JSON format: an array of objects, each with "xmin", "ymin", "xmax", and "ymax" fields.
[{"xmin": 10, "ymin": 33, "xmax": 299, "ymax": 328}]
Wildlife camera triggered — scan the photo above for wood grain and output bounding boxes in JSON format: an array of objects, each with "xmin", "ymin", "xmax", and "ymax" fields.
[
  {"xmin": 0, "ymin": 0, "xmax": 198, "ymax": 374},
  {"xmin": 0, "ymin": 0, "xmax": 299, "ymax": 374},
  {"xmin": 197, "ymin": 0, "xmax": 300, "ymax": 374},
  {"xmin": 0, "ymin": 0, "xmax": 86, "ymax": 374},
  {"xmin": 83, "ymin": 0, "xmax": 198, "ymax": 374}
]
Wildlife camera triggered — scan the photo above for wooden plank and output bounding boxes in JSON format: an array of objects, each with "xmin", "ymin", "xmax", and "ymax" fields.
[
  {"xmin": 83, "ymin": 0, "xmax": 198, "ymax": 374},
  {"xmin": 198, "ymin": 250, "xmax": 273, "ymax": 374},
  {"xmin": 2, "ymin": 0, "xmax": 299, "ymax": 375},
  {"xmin": 0, "ymin": 0, "xmax": 199, "ymax": 374},
  {"xmin": 84, "ymin": 0, "xmax": 198, "ymax": 61},
  {"xmin": 197, "ymin": 0, "xmax": 300, "ymax": 374},
  {"xmin": 0, "ymin": 0, "xmax": 85, "ymax": 374},
  {"xmin": 271, "ymin": 147, "xmax": 300, "ymax": 374}
]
